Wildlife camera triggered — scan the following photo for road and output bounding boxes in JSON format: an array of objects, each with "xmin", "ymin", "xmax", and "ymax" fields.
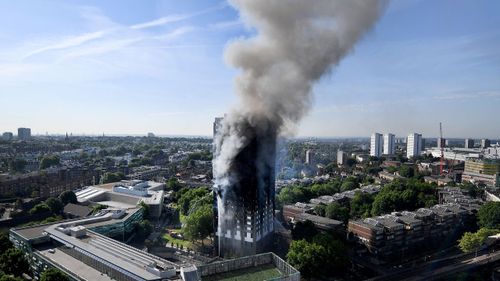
[
  {"xmin": 364, "ymin": 249, "xmax": 500, "ymax": 281},
  {"xmin": 402, "ymin": 250, "xmax": 500, "ymax": 281}
]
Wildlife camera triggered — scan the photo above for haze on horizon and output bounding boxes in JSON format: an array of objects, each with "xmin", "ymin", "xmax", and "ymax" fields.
[{"xmin": 0, "ymin": 0, "xmax": 499, "ymax": 139}]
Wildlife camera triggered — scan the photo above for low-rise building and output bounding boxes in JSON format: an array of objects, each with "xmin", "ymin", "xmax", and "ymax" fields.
[
  {"xmin": 10, "ymin": 209, "xmax": 300, "ymax": 281},
  {"xmin": 10, "ymin": 208, "xmax": 178, "ymax": 281},
  {"xmin": 0, "ymin": 165, "xmax": 100, "ymax": 198},
  {"xmin": 76, "ymin": 180, "xmax": 165, "ymax": 218},
  {"xmin": 463, "ymin": 157, "xmax": 500, "ymax": 188},
  {"xmin": 378, "ymin": 171, "xmax": 404, "ymax": 182},
  {"xmin": 127, "ymin": 166, "xmax": 167, "ymax": 181},
  {"xmin": 348, "ymin": 202, "xmax": 478, "ymax": 261}
]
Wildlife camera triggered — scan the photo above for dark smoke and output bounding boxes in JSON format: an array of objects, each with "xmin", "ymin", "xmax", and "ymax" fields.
[{"xmin": 214, "ymin": 0, "xmax": 387, "ymax": 250}]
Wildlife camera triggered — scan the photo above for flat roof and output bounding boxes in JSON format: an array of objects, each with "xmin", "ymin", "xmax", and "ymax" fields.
[
  {"xmin": 84, "ymin": 208, "xmax": 140, "ymax": 229},
  {"xmin": 37, "ymin": 248, "xmax": 114, "ymax": 281},
  {"xmin": 44, "ymin": 224, "xmax": 177, "ymax": 280},
  {"xmin": 14, "ymin": 223, "xmax": 57, "ymax": 240},
  {"xmin": 95, "ymin": 200, "xmax": 137, "ymax": 209},
  {"xmin": 297, "ymin": 213, "xmax": 342, "ymax": 226}
]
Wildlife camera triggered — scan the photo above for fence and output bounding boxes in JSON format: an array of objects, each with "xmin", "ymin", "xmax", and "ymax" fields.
[{"xmin": 197, "ymin": 252, "xmax": 300, "ymax": 281}]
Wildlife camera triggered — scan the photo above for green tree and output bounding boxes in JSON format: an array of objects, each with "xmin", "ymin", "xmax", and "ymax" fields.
[
  {"xmin": 166, "ymin": 178, "xmax": 183, "ymax": 192},
  {"xmin": 45, "ymin": 198, "xmax": 63, "ymax": 214},
  {"xmin": 139, "ymin": 201, "xmax": 150, "ymax": 219},
  {"xmin": 314, "ymin": 204, "xmax": 326, "ymax": 217},
  {"xmin": 458, "ymin": 231, "xmax": 481, "ymax": 255},
  {"xmin": 324, "ymin": 162, "xmax": 338, "ymax": 174},
  {"xmin": 40, "ymin": 155, "xmax": 60, "ymax": 169},
  {"xmin": 178, "ymin": 188, "xmax": 210, "ymax": 216},
  {"xmin": 277, "ymin": 185, "xmax": 313, "ymax": 205},
  {"xmin": 40, "ymin": 268, "xmax": 69, "ymax": 281},
  {"xmin": 340, "ymin": 181, "xmax": 357, "ymax": 192},
  {"xmin": 340, "ymin": 177, "xmax": 359, "ymax": 192},
  {"xmin": 460, "ymin": 182, "xmax": 482, "ymax": 198},
  {"xmin": 287, "ymin": 240, "xmax": 325, "ymax": 279},
  {"xmin": 458, "ymin": 228, "xmax": 498, "ymax": 256},
  {"xmin": 475, "ymin": 228, "xmax": 499, "ymax": 241},
  {"xmin": 291, "ymin": 220, "xmax": 318, "ymax": 242},
  {"xmin": 0, "ymin": 232, "xmax": 13, "ymax": 253},
  {"xmin": 325, "ymin": 202, "xmax": 350, "ymax": 223},
  {"xmin": 59, "ymin": 191, "xmax": 77, "ymax": 205},
  {"xmin": 0, "ymin": 248, "xmax": 29, "ymax": 277},
  {"xmin": 399, "ymin": 165, "xmax": 415, "ymax": 178},
  {"xmin": 350, "ymin": 191, "xmax": 375, "ymax": 218},
  {"xmin": 0, "ymin": 275, "xmax": 23, "ymax": 281},
  {"xmin": 29, "ymin": 203, "xmax": 51, "ymax": 215},
  {"xmin": 313, "ymin": 233, "xmax": 348, "ymax": 273},
  {"xmin": 183, "ymin": 204, "xmax": 213, "ymax": 244},
  {"xmin": 478, "ymin": 202, "xmax": 500, "ymax": 229},
  {"xmin": 101, "ymin": 172, "xmax": 125, "ymax": 184},
  {"xmin": 287, "ymin": 234, "xmax": 347, "ymax": 280}
]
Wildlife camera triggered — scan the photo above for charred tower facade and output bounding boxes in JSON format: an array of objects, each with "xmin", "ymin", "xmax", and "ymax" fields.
[{"xmin": 213, "ymin": 119, "xmax": 276, "ymax": 258}]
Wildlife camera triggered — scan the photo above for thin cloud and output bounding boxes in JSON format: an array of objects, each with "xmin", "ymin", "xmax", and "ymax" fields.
[
  {"xmin": 130, "ymin": 2, "xmax": 226, "ymax": 30},
  {"xmin": 154, "ymin": 26, "xmax": 197, "ymax": 40},
  {"xmin": 130, "ymin": 14, "xmax": 191, "ymax": 30},
  {"xmin": 59, "ymin": 37, "xmax": 144, "ymax": 61},
  {"xmin": 22, "ymin": 30, "xmax": 111, "ymax": 59}
]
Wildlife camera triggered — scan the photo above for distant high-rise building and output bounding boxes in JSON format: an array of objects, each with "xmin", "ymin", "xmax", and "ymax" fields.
[
  {"xmin": 17, "ymin": 127, "xmax": 31, "ymax": 140},
  {"xmin": 482, "ymin": 139, "xmax": 491, "ymax": 149},
  {"xmin": 421, "ymin": 138, "xmax": 426, "ymax": 149},
  {"xmin": 2, "ymin": 132, "xmax": 13, "ymax": 141},
  {"xmin": 370, "ymin": 133, "xmax": 383, "ymax": 157},
  {"xmin": 407, "ymin": 133, "xmax": 423, "ymax": 158},
  {"xmin": 465, "ymin": 138, "xmax": 475, "ymax": 149},
  {"xmin": 437, "ymin": 137, "xmax": 446, "ymax": 149},
  {"xmin": 383, "ymin": 133, "xmax": 395, "ymax": 155},
  {"xmin": 305, "ymin": 149, "xmax": 314, "ymax": 165},
  {"xmin": 337, "ymin": 150, "xmax": 347, "ymax": 165},
  {"xmin": 147, "ymin": 132, "xmax": 155, "ymax": 138}
]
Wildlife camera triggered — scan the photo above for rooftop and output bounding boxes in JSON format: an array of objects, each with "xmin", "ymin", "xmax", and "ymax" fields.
[
  {"xmin": 42, "ymin": 222, "xmax": 177, "ymax": 280},
  {"xmin": 37, "ymin": 248, "xmax": 114, "ymax": 281}
]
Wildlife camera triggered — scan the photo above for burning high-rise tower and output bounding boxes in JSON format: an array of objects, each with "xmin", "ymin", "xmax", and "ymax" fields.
[
  {"xmin": 214, "ymin": 118, "xmax": 276, "ymax": 257},
  {"xmin": 213, "ymin": 0, "xmax": 386, "ymax": 257}
]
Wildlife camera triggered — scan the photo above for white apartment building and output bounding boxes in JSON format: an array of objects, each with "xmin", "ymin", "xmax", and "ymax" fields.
[
  {"xmin": 370, "ymin": 133, "xmax": 383, "ymax": 157},
  {"xmin": 407, "ymin": 133, "xmax": 423, "ymax": 158},
  {"xmin": 383, "ymin": 133, "xmax": 395, "ymax": 155}
]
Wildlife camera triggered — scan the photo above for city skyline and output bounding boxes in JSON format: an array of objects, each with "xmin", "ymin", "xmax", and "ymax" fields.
[{"xmin": 1, "ymin": 0, "xmax": 500, "ymax": 138}]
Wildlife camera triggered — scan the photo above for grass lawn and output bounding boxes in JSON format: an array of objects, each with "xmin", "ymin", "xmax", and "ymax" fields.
[
  {"xmin": 202, "ymin": 264, "xmax": 282, "ymax": 281},
  {"xmin": 162, "ymin": 230, "xmax": 191, "ymax": 248}
]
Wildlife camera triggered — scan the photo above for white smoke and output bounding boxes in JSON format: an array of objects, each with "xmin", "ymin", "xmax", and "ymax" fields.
[{"xmin": 215, "ymin": 0, "xmax": 387, "ymax": 185}]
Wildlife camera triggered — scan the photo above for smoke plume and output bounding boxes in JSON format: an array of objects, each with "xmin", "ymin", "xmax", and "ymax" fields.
[
  {"xmin": 213, "ymin": 0, "xmax": 387, "ymax": 255},
  {"xmin": 214, "ymin": 0, "xmax": 387, "ymax": 185}
]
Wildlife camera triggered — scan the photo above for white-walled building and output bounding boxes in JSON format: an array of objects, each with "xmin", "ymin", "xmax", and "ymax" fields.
[
  {"xmin": 383, "ymin": 133, "xmax": 395, "ymax": 155},
  {"xmin": 337, "ymin": 150, "xmax": 347, "ymax": 165},
  {"xmin": 370, "ymin": 133, "xmax": 383, "ymax": 157},
  {"xmin": 407, "ymin": 133, "xmax": 423, "ymax": 158}
]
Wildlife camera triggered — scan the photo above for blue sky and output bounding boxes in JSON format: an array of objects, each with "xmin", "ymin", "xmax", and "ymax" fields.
[{"xmin": 0, "ymin": 0, "xmax": 499, "ymax": 138}]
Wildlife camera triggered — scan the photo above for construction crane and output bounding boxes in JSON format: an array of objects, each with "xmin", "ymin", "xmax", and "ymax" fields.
[{"xmin": 439, "ymin": 122, "xmax": 445, "ymax": 176}]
